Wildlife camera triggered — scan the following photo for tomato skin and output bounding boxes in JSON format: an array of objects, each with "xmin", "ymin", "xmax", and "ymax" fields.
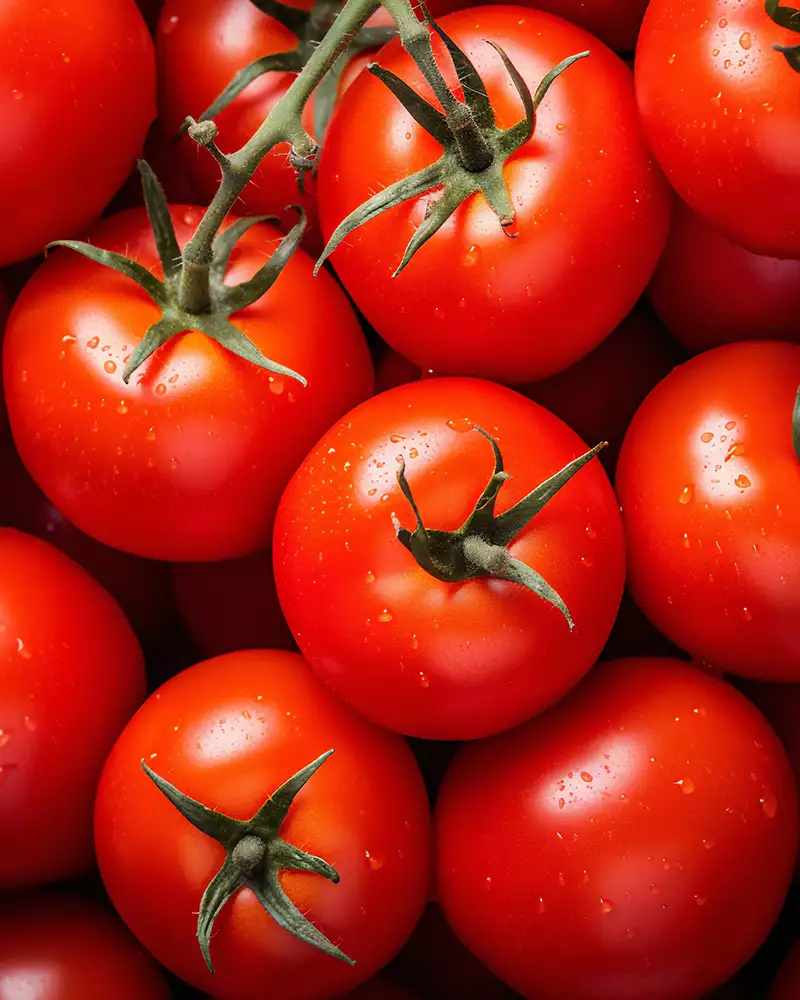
[
  {"xmin": 171, "ymin": 549, "xmax": 295, "ymax": 657},
  {"xmin": 0, "ymin": 892, "xmax": 171, "ymax": 1000},
  {"xmin": 95, "ymin": 649, "xmax": 430, "ymax": 1000},
  {"xmin": 616, "ymin": 342, "xmax": 800, "ymax": 682},
  {"xmin": 648, "ymin": 200, "xmax": 800, "ymax": 354},
  {"xmin": 318, "ymin": 8, "xmax": 670, "ymax": 385},
  {"xmin": 771, "ymin": 942, "xmax": 800, "ymax": 1000},
  {"xmin": 436, "ymin": 658, "xmax": 798, "ymax": 1000},
  {"xmin": 0, "ymin": 528, "xmax": 145, "ymax": 889},
  {"xmin": 0, "ymin": 0, "xmax": 155, "ymax": 266},
  {"xmin": 635, "ymin": 0, "xmax": 800, "ymax": 259},
  {"xmin": 3, "ymin": 206, "xmax": 373, "ymax": 562},
  {"xmin": 274, "ymin": 378, "xmax": 625, "ymax": 740}
]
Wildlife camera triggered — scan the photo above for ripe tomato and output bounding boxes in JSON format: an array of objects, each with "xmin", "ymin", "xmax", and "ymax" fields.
[
  {"xmin": 3, "ymin": 206, "xmax": 373, "ymax": 562},
  {"xmin": 616, "ymin": 342, "xmax": 800, "ymax": 682},
  {"xmin": 436, "ymin": 658, "xmax": 798, "ymax": 1000},
  {"xmin": 0, "ymin": 0, "xmax": 155, "ymax": 266},
  {"xmin": 648, "ymin": 200, "xmax": 800, "ymax": 354},
  {"xmin": 635, "ymin": 0, "xmax": 800, "ymax": 258},
  {"xmin": 771, "ymin": 941, "xmax": 800, "ymax": 1000},
  {"xmin": 318, "ymin": 8, "xmax": 670, "ymax": 384},
  {"xmin": 171, "ymin": 549, "xmax": 295, "ymax": 657},
  {"xmin": 0, "ymin": 528, "xmax": 145, "ymax": 889},
  {"xmin": 0, "ymin": 891, "xmax": 171, "ymax": 1000},
  {"xmin": 95, "ymin": 649, "xmax": 430, "ymax": 1000},
  {"xmin": 274, "ymin": 378, "xmax": 625, "ymax": 740}
]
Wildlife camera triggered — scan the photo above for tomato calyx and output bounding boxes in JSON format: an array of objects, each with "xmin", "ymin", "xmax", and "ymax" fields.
[
  {"xmin": 392, "ymin": 427, "xmax": 606, "ymax": 627},
  {"xmin": 315, "ymin": 10, "xmax": 590, "ymax": 277},
  {"xmin": 47, "ymin": 162, "xmax": 308, "ymax": 385},
  {"xmin": 141, "ymin": 749, "xmax": 353, "ymax": 973},
  {"xmin": 765, "ymin": 0, "xmax": 800, "ymax": 70}
]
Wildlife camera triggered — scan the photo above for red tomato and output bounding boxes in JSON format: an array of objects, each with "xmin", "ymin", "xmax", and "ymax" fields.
[
  {"xmin": 171, "ymin": 549, "xmax": 295, "ymax": 657},
  {"xmin": 0, "ymin": 0, "xmax": 155, "ymax": 266},
  {"xmin": 0, "ymin": 528, "xmax": 145, "ymax": 889},
  {"xmin": 0, "ymin": 438, "xmax": 173, "ymax": 647},
  {"xmin": 3, "ymin": 206, "xmax": 373, "ymax": 562},
  {"xmin": 648, "ymin": 200, "xmax": 800, "ymax": 354},
  {"xmin": 95, "ymin": 649, "xmax": 430, "ymax": 1000},
  {"xmin": 318, "ymin": 8, "xmax": 670, "ymax": 384},
  {"xmin": 635, "ymin": 0, "xmax": 800, "ymax": 259},
  {"xmin": 616, "ymin": 342, "xmax": 800, "ymax": 682},
  {"xmin": 771, "ymin": 941, "xmax": 800, "ymax": 1000},
  {"xmin": 274, "ymin": 378, "xmax": 625, "ymax": 740},
  {"xmin": 0, "ymin": 891, "xmax": 171, "ymax": 1000},
  {"xmin": 522, "ymin": 309, "xmax": 685, "ymax": 473},
  {"xmin": 436, "ymin": 658, "xmax": 798, "ymax": 1000}
]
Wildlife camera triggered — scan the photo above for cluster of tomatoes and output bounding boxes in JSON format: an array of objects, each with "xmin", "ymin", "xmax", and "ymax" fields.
[{"xmin": 1, "ymin": 0, "xmax": 800, "ymax": 998}]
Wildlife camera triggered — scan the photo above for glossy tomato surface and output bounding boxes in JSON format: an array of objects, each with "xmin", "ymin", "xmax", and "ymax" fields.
[
  {"xmin": 636, "ymin": 0, "xmax": 800, "ymax": 258},
  {"xmin": 0, "ymin": 0, "xmax": 155, "ymax": 265},
  {"xmin": 616, "ymin": 342, "xmax": 800, "ymax": 682},
  {"xmin": 95, "ymin": 649, "xmax": 430, "ymax": 1000},
  {"xmin": 436, "ymin": 658, "xmax": 798, "ymax": 1000},
  {"xmin": 648, "ymin": 200, "xmax": 800, "ymax": 354},
  {"xmin": 319, "ymin": 8, "xmax": 670, "ymax": 384},
  {"xmin": 0, "ymin": 892, "xmax": 171, "ymax": 1000},
  {"xmin": 274, "ymin": 378, "xmax": 625, "ymax": 740},
  {"xmin": 0, "ymin": 529, "xmax": 145, "ymax": 889},
  {"xmin": 3, "ymin": 206, "xmax": 373, "ymax": 562}
]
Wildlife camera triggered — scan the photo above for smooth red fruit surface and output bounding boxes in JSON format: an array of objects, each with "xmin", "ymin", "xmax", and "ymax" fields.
[
  {"xmin": 319, "ymin": 8, "xmax": 670, "ymax": 385},
  {"xmin": 0, "ymin": 529, "xmax": 145, "ymax": 889},
  {"xmin": 95, "ymin": 650, "xmax": 430, "ymax": 1000},
  {"xmin": 274, "ymin": 378, "xmax": 625, "ymax": 740},
  {"xmin": 436, "ymin": 658, "xmax": 798, "ymax": 1000},
  {"xmin": 616, "ymin": 342, "xmax": 800, "ymax": 682},
  {"xmin": 0, "ymin": 892, "xmax": 171, "ymax": 1000},
  {"xmin": 771, "ymin": 942, "xmax": 800, "ymax": 1000},
  {"xmin": 648, "ymin": 200, "xmax": 800, "ymax": 354},
  {"xmin": 3, "ymin": 206, "xmax": 373, "ymax": 562},
  {"xmin": 636, "ymin": 0, "xmax": 800, "ymax": 258},
  {"xmin": 0, "ymin": 0, "xmax": 155, "ymax": 266},
  {"xmin": 0, "ymin": 439, "xmax": 172, "ymax": 647},
  {"xmin": 171, "ymin": 550, "xmax": 294, "ymax": 657},
  {"xmin": 522, "ymin": 310, "xmax": 684, "ymax": 473}
]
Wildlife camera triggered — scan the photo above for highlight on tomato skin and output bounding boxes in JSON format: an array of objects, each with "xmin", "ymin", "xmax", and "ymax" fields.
[{"xmin": 435, "ymin": 658, "xmax": 799, "ymax": 1000}]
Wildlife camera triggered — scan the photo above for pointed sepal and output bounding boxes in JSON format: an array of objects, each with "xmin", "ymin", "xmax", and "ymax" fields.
[
  {"xmin": 46, "ymin": 240, "xmax": 167, "ymax": 306},
  {"xmin": 138, "ymin": 160, "xmax": 182, "ymax": 287}
]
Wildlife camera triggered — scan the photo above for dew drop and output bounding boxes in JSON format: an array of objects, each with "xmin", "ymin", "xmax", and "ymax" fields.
[
  {"xmin": 269, "ymin": 377, "xmax": 285, "ymax": 395},
  {"xmin": 558, "ymin": 797, "xmax": 565, "ymax": 809},
  {"xmin": 462, "ymin": 245, "xmax": 482, "ymax": 268},
  {"xmin": 378, "ymin": 609, "xmax": 393, "ymax": 623},
  {"xmin": 146, "ymin": 428, "xmax": 157, "ymax": 442},
  {"xmin": 364, "ymin": 571, "xmax": 375, "ymax": 584},
  {"xmin": 117, "ymin": 403, "xmax": 129, "ymax": 415},
  {"xmin": 104, "ymin": 360, "xmax": 117, "ymax": 374},
  {"xmin": 694, "ymin": 894, "xmax": 707, "ymax": 907},
  {"xmin": 155, "ymin": 383, "xmax": 167, "ymax": 396},
  {"xmin": 555, "ymin": 122, "xmax": 566, "ymax": 131},
  {"xmin": 418, "ymin": 672, "xmax": 430, "ymax": 688},
  {"xmin": 367, "ymin": 488, "xmax": 377, "ymax": 496},
  {"xmin": 0, "ymin": 731, "xmax": 9, "ymax": 749},
  {"xmin": 679, "ymin": 484, "xmax": 695, "ymax": 504},
  {"xmin": 408, "ymin": 447, "xmax": 419, "ymax": 459},
  {"xmin": 411, "ymin": 634, "xmax": 419, "ymax": 650},
  {"xmin": 600, "ymin": 898, "xmax": 614, "ymax": 914},
  {"xmin": 446, "ymin": 417, "xmax": 474, "ymax": 433},
  {"xmin": 700, "ymin": 431, "xmax": 714, "ymax": 443},
  {"xmin": 761, "ymin": 788, "xmax": 778, "ymax": 819},
  {"xmin": 734, "ymin": 474, "xmax": 751, "ymax": 489},
  {"xmin": 580, "ymin": 771, "xmax": 593, "ymax": 783},
  {"xmin": 365, "ymin": 851, "xmax": 383, "ymax": 871},
  {"xmin": 739, "ymin": 31, "xmax": 751, "ymax": 49},
  {"xmin": 537, "ymin": 897, "xmax": 547, "ymax": 914},
  {"xmin": 23, "ymin": 715, "xmax": 36, "ymax": 732},
  {"xmin": 718, "ymin": 16, "xmax": 728, "ymax": 26},
  {"xmin": 674, "ymin": 777, "xmax": 695, "ymax": 794},
  {"xmin": 741, "ymin": 607, "xmax": 752, "ymax": 621},
  {"xmin": 87, "ymin": 336, "xmax": 100, "ymax": 349},
  {"xmin": 484, "ymin": 876, "xmax": 492, "ymax": 890}
]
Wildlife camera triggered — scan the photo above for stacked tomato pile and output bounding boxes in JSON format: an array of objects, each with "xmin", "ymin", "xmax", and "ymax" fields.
[{"xmin": 1, "ymin": 0, "xmax": 799, "ymax": 998}]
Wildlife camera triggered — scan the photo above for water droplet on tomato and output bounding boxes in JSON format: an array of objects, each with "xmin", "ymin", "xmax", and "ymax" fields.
[
  {"xmin": 739, "ymin": 31, "xmax": 751, "ymax": 49},
  {"xmin": 701, "ymin": 431, "xmax": 714, "ymax": 443},
  {"xmin": 378, "ymin": 609, "xmax": 393, "ymax": 623},
  {"xmin": 418, "ymin": 672, "xmax": 430, "ymax": 688},
  {"xmin": 389, "ymin": 433, "xmax": 405, "ymax": 443},
  {"xmin": 87, "ymin": 336, "xmax": 100, "ymax": 350},
  {"xmin": 364, "ymin": 571, "xmax": 375, "ymax": 584},
  {"xmin": 694, "ymin": 894, "xmax": 707, "ymax": 907},
  {"xmin": 600, "ymin": 898, "xmax": 614, "ymax": 914},
  {"xmin": 679, "ymin": 484, "xmax": 695, "ymax": 504},
  {"xmin": 446, "ymin": 417, "xmax": 474, "ymax": 434},
  {"xmin": 719, "ymin": 16, "xmax": 728, "ymax": 26},
  {"xmin": 365, "ymin": 851, "xmax": 384, "ymax": 870},
  {"xmin": 580, "ymin": 772, "xmax": 593, "ymax": 783},
  {"xmin": 674, "ymin": 777, "xmax": 695, "ymax": 794},
  {"xmin": 761, "ymin": 788, "xmax": 778, "ymax": 819},
  {"xmin": 155, "ymin": 384, "xmax": 167, "ymax": 396},
  {"xmin": 104, "ymin": 360, "xmax": 117, "ymax": 374},
  {"xmin": 462, "ymin": 245, "xmax": 482, "ymax": 268}
]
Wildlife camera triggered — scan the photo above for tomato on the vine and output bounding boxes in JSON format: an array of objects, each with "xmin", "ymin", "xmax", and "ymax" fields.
[
  {"xmin": 95, "ymin": 649, "xmax": 430, "ymax": 1000},
  {"xmin": 318, "ymin": 8, "xmax": 670, "ymax": 384},
  {"xmin": 274, "ymin": 377, "xmax": 625, "ymax": 740},
  {"xmin": 0, "ymin": 0, "xmax": 155, "ymax": 266},
  {"xmin": 0, "ymin": 529, "xmax": 145, "ymax": 889},
  {"xmin": 648, "ymin": 199, "xmax": 800, "ymax": 354},
  {"xmin": 0, "ymin": 892, "xmax": 171, "ymax": 1000},
  {"xmin": 616, "ymin": 341, "xmax": 800, "ymax": 682},
  {"xmin": 436, "ymin": 658, "xmax": 798, "ymax": 1000},
  {"xmin": 3, "ymin": 206, "xmax": 373, "ymax": 562},
  {"xmin": 636, "ymin": 0, "xmax": 800, "ymax": 258}
]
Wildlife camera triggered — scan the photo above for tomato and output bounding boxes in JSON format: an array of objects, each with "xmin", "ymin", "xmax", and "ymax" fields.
[
  {"xmin": 171, "ymin": 549, "xmax": 295, "ymax": 657},
  {"xmin": 771, "ymin": 941, "xmax": 800, "ymax": 1000},
  {"xmin": 0, "ymin": 438, "xmax": 173, "ymax": 647},
  {"xmin": 522, "ymin": 309, "xmax": 685, "ymax": 474},
  {"xmin": 616, "ymin": 342, "xmax": 800, "ymax": 682},
  {"xmin": 436, "ymin": 658, "xmax": 798, "ymax": 1000},
  {"xmin": 0, "ymin": 891, "xmax": 171, "ymax": 1000},
  {"xmin": 0, "ymin": 528, "xmax": 145, "ymax": 889},
  {"xmin": 3, "ymin": 206, "xmax": 373, "ymax": 562},
  {"xmin": 648, "ymin": 200, "xmax": 800, "ymax": 354},
  {"xmin": 95, "ymin": 649, "xmax": 430, "ymax": 1000},
  {"xmin": 0, "ymin": 0, "xmax": 155, "ymax": 266},
  {"xmin": 635, "ymin": 0, "xmax": 800, "ymax": 259},
  {"xmin": 274, "ymin": 377, "xmax": 625, "ymax": 740},
  {"xmin": 318, "ymin": 8, "xmax": 670, "ymax": 385}
]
